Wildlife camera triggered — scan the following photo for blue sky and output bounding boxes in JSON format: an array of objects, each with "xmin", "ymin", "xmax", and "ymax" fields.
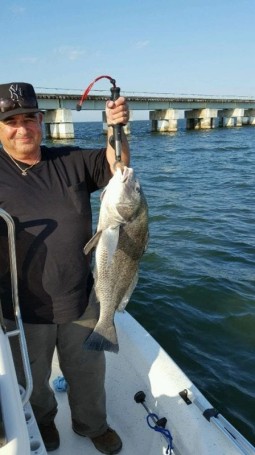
[{"xmin": 1, "ymin": 0, "xmax": 255, "ymax": 120}]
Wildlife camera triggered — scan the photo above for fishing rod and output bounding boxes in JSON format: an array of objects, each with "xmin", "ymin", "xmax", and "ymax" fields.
[{"xmin": 76, "ymin": 75, "xmax": 123, "ymax": 164}]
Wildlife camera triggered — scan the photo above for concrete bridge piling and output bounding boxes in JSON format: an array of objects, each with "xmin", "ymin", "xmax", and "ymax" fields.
[
  {"xmin": 149, "ymin": 109, "xmax": 179, "ymax": 132},
  {"xmin": 244, "ymin": 109, "xmax": 255, "ymax": 125},
  {"xmin": 185, "ymin": 109, "xmax": 218, "ymax": 130},
  {"xmin": 217, "ymin": 108, "xmax": 244, "ymax": 128},
  {"xmin": 44, "ymin": 109, "xmax": 75, "ymax": 139}
]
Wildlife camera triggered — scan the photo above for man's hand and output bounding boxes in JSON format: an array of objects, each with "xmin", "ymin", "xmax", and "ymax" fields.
[{"xmin": 106, "ymin": 97, "xmax": 129, "ymax": 126}]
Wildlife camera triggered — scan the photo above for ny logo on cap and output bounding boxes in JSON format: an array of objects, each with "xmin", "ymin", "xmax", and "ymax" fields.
[{"xmin": 9, "ymin": 84, "xmax": 24, "ymax": 106}]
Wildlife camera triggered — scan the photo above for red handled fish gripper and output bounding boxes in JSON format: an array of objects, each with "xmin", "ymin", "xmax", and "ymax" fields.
[{"xmin": 76, "ymin": 75, "xmax": 123, "ymax": 165}]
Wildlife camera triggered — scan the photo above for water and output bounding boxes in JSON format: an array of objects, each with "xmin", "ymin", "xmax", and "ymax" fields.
[{"xmin": 44, "ymin": 120, "xmax": 255, "ymax": 445}]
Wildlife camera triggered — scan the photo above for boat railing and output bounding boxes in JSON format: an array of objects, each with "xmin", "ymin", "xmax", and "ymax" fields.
[{"xmin": 0, "ymin": 208, "xmax": 33, "ymax": 406}]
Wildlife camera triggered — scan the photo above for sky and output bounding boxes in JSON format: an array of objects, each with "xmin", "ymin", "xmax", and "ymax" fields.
[{"xmin": 1, "ymin": 0, "xmax": 255, "ymax": 121}]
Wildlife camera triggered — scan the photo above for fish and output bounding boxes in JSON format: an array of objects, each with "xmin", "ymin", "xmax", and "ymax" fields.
[{"xmin": 83, "ymin": 166, "xmax": 149, "ymax": 353}]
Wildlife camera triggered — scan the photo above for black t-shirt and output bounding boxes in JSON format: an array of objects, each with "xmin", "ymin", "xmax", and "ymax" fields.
[{"xmin": 0, "ymin": 145, "xmax": 111, "ymax": 324}]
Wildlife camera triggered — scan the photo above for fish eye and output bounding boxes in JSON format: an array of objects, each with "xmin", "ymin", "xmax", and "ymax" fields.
[{"xmin": 135, "ymin": 183, "xmax": 141, "ymax": 193}]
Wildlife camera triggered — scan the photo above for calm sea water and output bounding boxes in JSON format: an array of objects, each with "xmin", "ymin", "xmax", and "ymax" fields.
[{"xmin": 44, "ymin": 120, "xmax": 255, "ymax": 445}]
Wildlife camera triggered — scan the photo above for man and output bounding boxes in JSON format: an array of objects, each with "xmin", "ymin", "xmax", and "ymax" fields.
[{"xmin": 0, "ymin": 82, "xmax": 130, "ymax": 453}]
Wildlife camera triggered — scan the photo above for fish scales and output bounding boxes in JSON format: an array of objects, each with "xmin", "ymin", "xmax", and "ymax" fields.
[{"xmin": 83, "ymin": 166, "xmax": 149, "ymax": 353}]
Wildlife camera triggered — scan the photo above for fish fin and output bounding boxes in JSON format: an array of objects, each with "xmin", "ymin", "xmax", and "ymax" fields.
[
  {"xmin": 117, "ymin": 272, "xmax": 139, "ymax": 312},
  {"xmin": 84, "ymin": 230, "xmax": 102, "ymax": 255},
  {"xmin": 144, "ymin": 231, "xmax": 150, "ymax": 253},
  {"xmin": 77, "ymin": 287, "xmax": 100, "ymax": 330},
  {"xmin": 101, "ymin": 226, "xmax": 120, "ymax": 265},
  {"xmin": 83, "ymin": 323, "xmax": 119, "ymax": 353},
  {"xmin": 100, "ymin": 187, "xmax": 107, "ymax": 201}
]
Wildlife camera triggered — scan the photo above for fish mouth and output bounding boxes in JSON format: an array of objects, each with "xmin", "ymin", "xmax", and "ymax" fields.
[{"xmin": 121, "ymin": 166, "xmax": 134, "ymax": 183}]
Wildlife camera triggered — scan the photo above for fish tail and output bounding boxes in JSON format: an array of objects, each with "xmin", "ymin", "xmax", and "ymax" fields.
[{"xmin": 83, "ymin": 323, "xmax": 119, "ymax": 353}]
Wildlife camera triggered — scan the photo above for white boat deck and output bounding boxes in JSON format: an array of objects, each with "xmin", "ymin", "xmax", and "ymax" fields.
[{"xmin": 49, "ymin": 312, "xmax": 255, "ymax": 455}]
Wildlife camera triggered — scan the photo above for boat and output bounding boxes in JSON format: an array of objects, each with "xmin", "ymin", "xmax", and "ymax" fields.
[{"xmin": 0, "ymin": 207, "xmax": 255, "ymax": 455}]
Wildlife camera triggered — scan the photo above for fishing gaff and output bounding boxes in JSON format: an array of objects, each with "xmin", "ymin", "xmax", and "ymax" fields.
[{"xmin": 76, "ymin": 75, "xmax": 123, "ymax": 166}]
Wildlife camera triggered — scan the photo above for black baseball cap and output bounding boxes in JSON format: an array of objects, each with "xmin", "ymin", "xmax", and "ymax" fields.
[{"xmin": 0, "ymin": 82, "xmax": 40, "ymax": 121}]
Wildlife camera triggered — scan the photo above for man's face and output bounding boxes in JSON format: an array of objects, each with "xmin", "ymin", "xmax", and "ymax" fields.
[{"xmin": 0, "ymin": 112, "xmax": 43, "ymax": 158}]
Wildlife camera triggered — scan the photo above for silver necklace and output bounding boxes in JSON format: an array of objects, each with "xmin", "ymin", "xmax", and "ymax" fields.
[{"xmin": 5, "ymin": 150, "xmax": 41, "ymax": 176}]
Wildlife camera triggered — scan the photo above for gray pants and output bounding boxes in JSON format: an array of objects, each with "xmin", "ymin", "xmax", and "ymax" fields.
[{"xmin": 5, "ymin": 316, "xmax": 108, "ymax": 438}]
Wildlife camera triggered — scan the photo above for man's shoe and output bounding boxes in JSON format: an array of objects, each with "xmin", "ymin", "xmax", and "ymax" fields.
[
  {"xmin": 38, "ymin": 421, "xmax": 60, "ymax": 451},
  {"xmin": 90, "ymin": 428, "xmax": 122, "ymax": 455}
]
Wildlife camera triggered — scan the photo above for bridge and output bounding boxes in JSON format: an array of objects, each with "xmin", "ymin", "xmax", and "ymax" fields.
[{"xmin": 36, "ymin": 91, "xmax": 255, "ymax": 139}]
